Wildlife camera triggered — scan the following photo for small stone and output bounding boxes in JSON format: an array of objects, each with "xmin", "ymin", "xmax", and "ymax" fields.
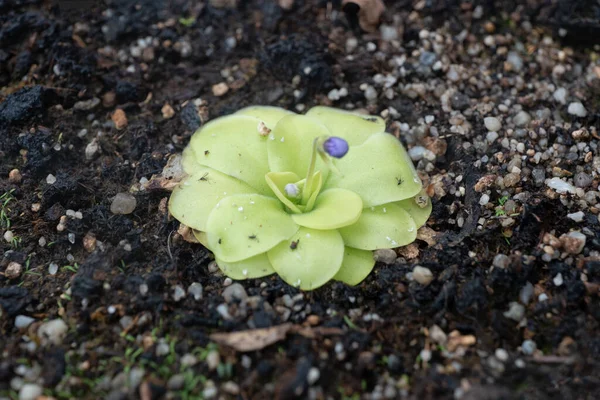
[
  {"xmin": 503, "ymin": 302, "xmax": 525, "ymax": 321},
  {"xmin": 212, "ymin": 82, "xmax": 229, "ymax": 96},
  {"xmin": 206, "ymin": 350, "xmax": 220, "ymax": 370},
  {"xmin": 546, "ymin": 177, "xmax": 576, "ymax": 194},
  {"xmin": 553, "ymin": 273, "xmax": 564, "ymax": 287},
  {"xmin": 495, "ymin": 348, "xmax": 509, "ymax": 362},
  {"xmin": 553, "ymin": 87, "xmax": 567, "ymax": 104},
  {"xmin": 364, "ymin": 85, "xmax": 377, "ymax": 101},
  {"xmin": 19, "ymin": 384, "xmax": 43, "ymax": 400},
  {"xmin": 3, "ymin": 230, "xmax": 14, "ymax": 243},
  {"xmin": 112, "ymin": 109, "xmax": 128, "ymax": 130},
  {"xmin": 408, "ymin": 146, "xmax": 426, "ymax": 161},
  {"xmin": 83, "ymin": 233, "xmax": 97, "ymax": 252},
  {"xmin": 513, "ymin": 111, "xmax": 531, "ymax": 127},
  {"xmin": 574, "ymin": 172, "xmax": 592, "ymax": 188},
  {"xmin": 450, "ymin": 92, "xmax": 470, "ymax": 110},
  {"xmin": 155, "ymin": 340, "xmax": 170, "ymax": 356},
  {"xmin": 188, "ymin": 282, "xmax": 203, "ymax": 300},
  {"xmin": 119, "ymin": 316, "xmax": 133, "ymax": 329},
  {"xmin": 307, "ymin": 367, "xmax": 320, "ymax": 385},
  {"xmin": 173, "ymin": 285, "xmax": 186, "ymax": 302},
  {"xmin": 503, "ymin": 173, "xmax": 520, "ymax": 187},
  {"xmin": 85, "ymin": 138, "xmax": 100, "ymax": 160},
  {"xmin": 161, "ymin": 103, "xmax": 175, "ymax": 119},
  {"xmin": 484, "ymin": 117, "xmax": 501, "ymax": 132},
  {"xmin": 492, "ymin": 254, "xmax": 509, "ymax": 269},
  {"xmin": 181, "ymin": 354, "xmax": 198, "ymax": 367},
  {"xmin": 222, "ymin": 381, "xmax": 240, "ymax": 395},
  {"xmin": 506, "ymin": 51, "xmax": 523, "ymax": 71},
  {"xmin": 8, "ymin": 169, "xmax": 22, "ymax": 183},
  {"xmin": 73, "ymin": 97, "xmax": 100, "ymax": 111},
  {"xmin": 561, "ymin": 231, "xmax": 586, "ymax": 254},
  {"xmin": 48, "ymin": 262, "xmax": 58, "ymax": 275},
  {"xmin": 479, "ymin": 193, "xmax": 490, "ymax": 206},
  {"xmin": 373, "ymin": 249, "xmax": 397, "ymax": 265},
  {"xmin": 222, "ymin": 283, "xmax": 247, "ymax": 303},
  {"xmin": 15, "ymin": 315, "xmax": 35, "ymax": 329},
  {"xmin": 46, "ymin": 174, "xmax": 56, "ymax": 184},
  {"xmin": 429, "ymin": 325, "xmax": 447, "ymax": 345},
  {"xmin": 37, "ymin": 318, "xmax": 68, "ymax": 346},
  {"xmin": 167, "ymin": 374, "xmax": 185, "ymax": 390},
  {"xmin": 567, "ymin": 102, "xmax": 587, "ymax": 117},
  {"xmin": 567, "ymin": 211, "xmax": 584, "ymax": 222},
  {"xmin": 519, "ymin": 282, "xmax": 534, "ymax": 304},
  {"xmin": 412, "ymin": 266, "xmax": 433, "ymax": 286},
  {"xmin": 521, "ymin": 340, "xmax": 537, "ymax": 355},
  {"xmin": 5, "ymin": 261, "xmax": 22, "ymax": 279},
  {"xmin": 110, "ymin": 193, "xmax": 137, "ymax": 214},
  {"xmin": 486, "ymin": 130, "xmax": 499, "ymax": 142}
]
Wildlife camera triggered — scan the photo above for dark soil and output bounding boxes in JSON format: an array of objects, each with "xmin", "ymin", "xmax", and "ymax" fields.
[{"xmin": 1, "ymin": 1, "xmax": 600, "ymax": 400}]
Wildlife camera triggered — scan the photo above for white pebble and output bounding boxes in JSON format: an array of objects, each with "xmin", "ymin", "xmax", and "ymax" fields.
[
  {"xmin": 173, "ymin": 285, "xmax": 186, "ymax": 302},
  {"xmin": 553, "ymin": 273, "xmax": 564, "ymax": 287},
  {"xmin": 553, "ymin": 87, "xmax": 567, "ymax": 104},
  {"xmin": 307, "ymin": 367, "xmax": 320, "ymax": 385},
  {"xmin": 479, "ymin": 194, "xmax": 490, "ymax": 206},
  {"xmin": 546, "ymin": 177, "xmax": 576, "ymax": 194},
  {"xmin": 567, "ymin": 211, "xmax": 584, "ymax": 222},
  {"xmin": 3, "ymin": 230, "xmax": 14, "ymax": 243},
  {"xmin": 412, "ymin": 266, "xmax": 433, "ymax": 286},
  {"xmin": 188, "ymin": 282, "xmax": 203, "ymax": 300},
  {"xmin": 46, "ymin": 174, "xmax": 56, "ymax": 184},
  {"xmin": 567, "ymin": 102, "xmax": 587, "ymax": 117},
  {"xmin": 37, "ymin": 319, "xmax": 68, "ymax": 346},
  {"xmin": 19, "ymin": 384, "xmax": 43, "ymax": 400},
  {"xmin": 484, "ymin": 117, "xmax": 501, "ymax": 132},
  {"xmin": 15, "ymin": 315, "xmax": 35, "ymax": 329}
]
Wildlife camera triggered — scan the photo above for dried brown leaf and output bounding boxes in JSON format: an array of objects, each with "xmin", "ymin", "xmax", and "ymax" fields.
[{"xmin": 210, "ymin": 323, "xmax": 293, "ymax": 352}]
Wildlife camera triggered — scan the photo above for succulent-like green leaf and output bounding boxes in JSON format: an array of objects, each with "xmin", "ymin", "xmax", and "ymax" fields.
[
  {"xmin": 267, "ymin": 227, "xmax": 344, "ymax": 290},
  {"xmin": 192, "ymin": 230, "xmax": 210, "ymax": 248},
  {"xmin": 333, "ymin": 247, "xmax": 375, "ymax": 286},
  {"xmin": 304, "ymin": 170, "xmax": 322, "ymax": 211},
  {"xmin": 292, "ymin": 189, "xmax": 362, "ymax": 230},
  {"xmin": 181, "ymin": 145, "xmax": 202, "ymax": 175},
  {"xmin": 189, "ymin": 115, "xmax": 271, "ymax": 194},
  {"xmin": 235, "ymin": 106, "xmax": 294, "ymax": 129},
  {"xmin": 306, "ymin": 106, "xmax": 386, "ymax": 146},
  {"xmin": 265, "ymin": 171, "xmax": 302, "ymax": 213},
  {"xmin": 216, "ymin": 252, "xmax": 275, "ymax": 279},
  {"xmin": 338, "ymin": 203, "xmax": 417, "ymax": 250},
  {"xmin": 205, "ymin": 194, "xmax": 298, "ymax": 262},
  {"xmin": 325, "ymin": 133, "xmax": 422, "ymax": 207},
  {"xmin": 267, "ymin": 115, "xmax": 330, "ymax": 182},
  {"xmin": 396, "ymin": 191, "xmax": 432, "ymax": 228},
  {"xmin": 169, "ymin": 167, "xmax": 256, "ymax": 231}
]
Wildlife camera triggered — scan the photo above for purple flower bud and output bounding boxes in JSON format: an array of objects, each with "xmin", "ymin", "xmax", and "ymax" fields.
[{"xmin": 322, "ymin": 137, "xmax": 349, "ymax": 158}]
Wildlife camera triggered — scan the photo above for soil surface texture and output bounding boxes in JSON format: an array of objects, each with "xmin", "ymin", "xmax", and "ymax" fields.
[{"xmin": 1, "ymin": 1, "xmax": 600, "ymax": 399}]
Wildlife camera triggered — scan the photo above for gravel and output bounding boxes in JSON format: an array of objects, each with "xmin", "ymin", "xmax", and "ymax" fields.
[
  {"xmin": 110, "ymin": 193, "xmax": 137, "ymax": 214},
  {"xmin": 567, "ymin": 102, "xmax": 587, "ymax": 117},
  {"xmin": 484, "ymin": 117, "xmax": 501, "ymax": 132},
  {"xmin": 412, "ymin": 266, "xmax": 433, "ymax": 286},
  {"xmin": 37, "ymin": 319, "xmax": 68, "ymax": 346}
]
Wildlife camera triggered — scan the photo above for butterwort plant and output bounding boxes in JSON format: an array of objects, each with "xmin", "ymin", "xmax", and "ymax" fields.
[{"xmin": 169, "ymin": 106, "xmax": 431, "ymax": 290}]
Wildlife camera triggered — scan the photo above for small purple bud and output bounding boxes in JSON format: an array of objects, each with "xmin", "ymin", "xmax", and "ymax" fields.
[{"xmin": 322, "ymin": 136, "xmax": 349, "ymax": 158}]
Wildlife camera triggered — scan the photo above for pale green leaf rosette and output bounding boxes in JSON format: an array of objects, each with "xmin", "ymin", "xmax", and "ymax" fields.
[
  {"xmin": 325, "ymin": 133, "xmax": 422, "ymax": 207},
  {"xmin": 168, "ymin": 106, "xmax": 432, "ymax": 290},
  {"xmin": 188, "ymin": 115, "xmax": 271, "ymax": 194},
  {"xmin": 334, "ymin": 247, "xmax": 376, "ymax": 286},
  {"xmin": 235, "ymin": 106, "xmax": 294, "ymax": 129},
  {"xmin": 267, "ymin": 227, "xmax": 344, "ymax": 290},
  {"xmin": 267, "ymin": 115, "xmax": 331, "ymax": 183},
  {"xmin": 338, "ymin": 203, "xmax": 417, "ymax": 250},
  {"xmin": 215, "ymin": 253, "xmax": 275, "ymax": 280},
  {"xmin": 169, "ymin": 167, "xmax": 256, "ymax": 231},
  {"xmin": 205, "ymin": 194, "xmax": 298, "ymax": 262},
  {"xmin": 291, "ymin": 188, "xmax": 362, "ymax": 230},
  {"xmin": 396, "ymin": 190, "xmax": 432, "ymax": 228},
  {"xmin": 306, "ymin": 106, "xmax": 386, "ymax": 146}
]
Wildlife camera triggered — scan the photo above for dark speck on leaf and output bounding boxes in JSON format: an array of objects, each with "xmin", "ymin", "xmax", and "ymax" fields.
[
  {"xmin": 396, "ymin": 177, "xmax": 403, "ymax": 186},
  {"xmin": 218, "ymin": 238, "xmax": 222, "ymax": 244},
  {"xmin": 290, "ymin": 239, "xmax": 299, "ymax": 250},
  {"xmin": 249, "ymin": 234, "xmax": 257, "ymax": 240},
  {"xmin": 204, "ymin": 150, "xmax": 209, "ymax": 155}
]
